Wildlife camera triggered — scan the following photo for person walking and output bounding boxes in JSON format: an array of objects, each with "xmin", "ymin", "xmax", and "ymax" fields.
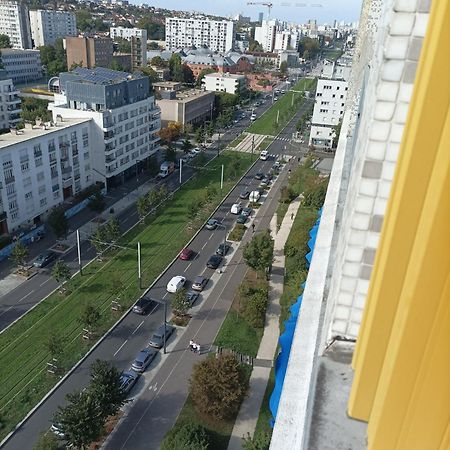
[
  {"xmin": 252, "ymin": 223, "xmax": 255, "ymax": 233},
  {"xmin": 291, "ymin": 212, "xmax": 294, "ymax": 220},
  {"xmin": 189, "ymin": 340, "xmax": 195, "ymax": 351}
]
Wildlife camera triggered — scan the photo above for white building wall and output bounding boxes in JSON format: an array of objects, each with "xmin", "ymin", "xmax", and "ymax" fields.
[
  {"xmin": 202, "ymin": 73, "xmax": 246, "ymax": 95},
  {"xmin": 165, "ymin": 18, "xmax": 235, "ymax": 53},
  {"xmin": 274, "ymin": 31, "xmax": 290, "ymax": 51},
  {"xmin": 0, "ymin": 0, "xmax": 32, "ymax": 49},
  {"xmin": 0, "ymin": 77, "xmax": 21, "ymax": 129},
  {"xmin": 254, "ymin": 20, "xmax": 277, "ymax": 52},
  {"xmin": 29, "ymin": 10, "xmax": 77, "ymax": 47}
]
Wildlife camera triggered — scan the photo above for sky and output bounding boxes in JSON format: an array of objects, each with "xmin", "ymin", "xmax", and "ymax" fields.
[{"xmin": 136, "ymin": 0, "xmax": 363, "ymax": 24}]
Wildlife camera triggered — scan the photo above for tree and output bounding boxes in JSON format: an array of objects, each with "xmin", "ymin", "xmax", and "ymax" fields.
[
  {"xmin": 108, "ymin": 59, "xmax": 125, "ymax": 72},
  {"xmin": 195, "ymin": 68, "xmax": 215, "ymax": 87},
  {"xmin": 279, "ymin": 61, "xmax": 288, "ymax": 77},
  {"xmin": 136, "ymin": 195, "xmax": 150, "ymax": 222},
  {"xmin": 161, "ymin": 422, "xmax": 210, "ymax": 450},
  {"xmin": 45, "ymin": 329, "xmax": 65, "ymax": 361},
  {"xmin": 113, "ymin": 37, "xmax": 131, "ymax": 53},
  {"xmin": 182, "ymin": 64, "xmax": 195, "ymax": 84},
  {"xmin": 0, "ymin": 34, "xmax": 11, "ymax": 48},
  {"xmin": 88, "ymin": 359, "xmax": 127, "ymax": 420},
  {"xmin": 150, "ymin": 56, "xmax": 167, "ymax": 68},
  {"xmin": 108, "ymin": 273, "xmax": 124, "ymax": 300},
  {"xmin": 158, "ymin": 122, "xmax": 182, "ymax": 144},
  {"xmin": 331, "ymin": 119, "xmax": 342, "ymax": 148},
  {"xmin": 181, "ymin": 139, "xmax": 192, "ymax": 154},
  {"xmin": 298, "ymin": 37, "xmax": 320, "ymax": 60},
  {"xmin": 88, "ymin": 191, "xmax": 105, "ymax": 212},
  {"xmin": 79, "ymin": 303, "xmax": 101, "ymax": 331},
  {"xmin": 90, "ymin": 226, "xmax": 107, "ymax": 255},
  {"xmin": 10, "ymin": 241, "xmax": 28, "ymax": 268},
  {"xmin": 140, "ymin": 66, "xmax": 159, "ymax": 83},
  {"xmin": 53, "ymin": 390, "xmax": 104, "ymax": 450},
  {"xmin": 302, "ymin": 178, "xmax": 329, "ymax": 208},
  {"xmin": 148, "ymin": 41, "xmax": 160, "ymax": 50},
  {"xmin": 171, "ymin": 288, "xmax": 190, "ymax": 316},
  {"xmin": 106, "ymin": 217, "xmax": 121, "ymax": 243},
  {"xmin": 249, "ymin": 39, "xmax": 264, "ymax": 52},
  {"xmin": 34, "ymin": 432, "xmax": 63, "ymax": 450},
  {"xmin": 190, "ymin": 354, "xmax": 248, "ymax": 421},
  {"xmin": 48, "ymin": 206, "xmax": 68, "ymax": 239},
  {"xmin": 137, "ymin": 16, "xmax": 165, "ymax": 39},
  {"xmin": 147, "ymin": 155, "xmax": 159, "ymax": 176},
  {"xmin": 21, "ymin": 97, "xmax": 52, "ymax": 123},
  {"xmin": 243, "ymin": 230, "xmax": 274, "ymax": 276},
  {"xmin": 52, "ymin": 260, "xmax": 71, "ymax": 284},
  {"xmin": 195, "ymin": 126, "xmax": 205, "ymax": 144},
  {"xmin": 165, "ymin": 145, "xmax": 177, "ymax": 163},
  {"xmin": 169, "ymin": 53, "xmax": 183, "ymax": 81},
  {"xmin": 242, "ymin": 432, "xmax": 271, "ymax": 450}
]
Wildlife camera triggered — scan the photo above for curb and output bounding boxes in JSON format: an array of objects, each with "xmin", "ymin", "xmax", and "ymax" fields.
[{"xmin": 0, "ymin": 150, "xmax": 258, "ymax": 449}]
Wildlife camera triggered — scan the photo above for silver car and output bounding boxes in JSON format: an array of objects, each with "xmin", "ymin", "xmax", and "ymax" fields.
[
  {"xmin": 131, "ymin": 348, "xmax": 158, "ymax": 373},
  {"xmin": 148, "ymin": 324, "xmax": 175, "ymax": 349}
]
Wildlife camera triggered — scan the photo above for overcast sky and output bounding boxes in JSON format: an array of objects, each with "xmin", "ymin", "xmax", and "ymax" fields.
[{"xmin": 136, "ymin": 0, "xmax": 362, "ymax": 24}]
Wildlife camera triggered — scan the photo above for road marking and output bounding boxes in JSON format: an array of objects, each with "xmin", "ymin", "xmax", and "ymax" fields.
[
  {"xmin": 186, "ymin": 261, "xmax": 193, "ymax": 270},
  {"xmin": 148, "ymin": 381, "xmax": 158, "ymax": 392},
  {"xmin": 39, "ymin": 278, "xmax": 51, "ymax": 287},
  {"xmin": 201, "ymin": 241, "xmax": 208, "ymax": 250},
  {"xmin": 18, "ymin": 290, "xmax": 35, "ymax": 303},
  {"xmin": 132, "ymin": 320, "xmax": 144, "ymax": 335},
  {"xmin": 208, "ymin": 234, "xmax": 213, "ymax": 241},
  {"xmin": 162, "ymin": 292, "xmax": 168, "ymax": 299},
  {"xmin": 114, "ymin": 339, "xmax": 128, "ymax": 356}
]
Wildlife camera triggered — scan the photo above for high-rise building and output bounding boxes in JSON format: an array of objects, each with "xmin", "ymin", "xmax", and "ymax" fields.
[
  {"xmin": 254, "ymin": 19, "xmax": 278, "ymax": 52},
  {"xmin": 50, "ymin": 67, "xmax": 161, "ymax": 189},
  {"xmin": 0, "ymin": 0, "xmax": 31, "ymax": 49},
  {"xmin": 65, "ymin": 36, "xmax": 113, "ymax": 69},
  {"xmin": 0, "ymin": 70, "xmax": 21, "ymax": 130},
  {"xmin": 165, "ymin": 18, "xmax": 235, "ymax": 53},
  {"xmin": 270, "ymin": 1, "xmax": 446, "ymax": 449},
  {"xmin": 258, "ymin": 12, "xmax": 264, "ymax": 23},
  {"xmin": 29, "ymin": 10, "xmax": 77, "ymax": 47},
  {"xmin": 110, "ymin": 27, "xmax": 148, "ymax": 69},
  {"xmin": 0, "ymin": 49, "xmax": 42, "ymax": 84}
]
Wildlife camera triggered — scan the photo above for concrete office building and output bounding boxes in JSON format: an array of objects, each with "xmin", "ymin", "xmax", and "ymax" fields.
[
  {"xmin": 202, "ymin": 72, "xmax": 246, "ymax": 95},
  {"xmin": 270, "ymin": 0, "xmax": 441, "ymax": 449},
  {"xmin": 0, "ymin": 71, "xmax": 21, "ymax": 130},
  {"xmin": 29, "ymin": 10, "xmax": 77, "ymax": 47},
  {"xmin": 0, "ymin": 49, "xmax": 43, "ymax": 84},
  {"xmin": 0, "ymin": 0, "xmax": 32, "ymax": 49},
  {"xmin": 156, "ymin": 88, "xmax": 215, "ymax": 127},
  {"xmin": 165, "ymin": 17, "xmax": 235, "ymax": 53},
  {"xmin": 110, "ymin": 27, "xmax": 147, "ymax": 69},
  {"xmin": 66, "ymin": 36, "xmax": 113, "ymax": 69},
  {"xmin": 0, "ymin": 118, "xmax": 97, "ymax": 232},
  {"xmin": 50, "ymin": 67, "xmax": 161, "ymax": 189}
]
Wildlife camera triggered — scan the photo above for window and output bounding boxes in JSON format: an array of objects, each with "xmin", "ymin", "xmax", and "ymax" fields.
[
  {"xmin": 25, "ymin": 191, "xmax": 32, "ymax": 200},
  {"xmin": 35, "ymin": 157, "xmax": 43, "ymax": 167},
  {"xmin": 33, "ymin": 144, "xmax": 42, "ymax": 158},
  {"xmin": 20, "ymin": 161, "xmax": 29, "ymax": 172},
  {"xmin": 37, "ymin": 171, "xmax": 44, "ymax": 181},
  {"xmin": 40, "ymin": 198, "xmax": 47, "ymax": 207},
  {"xmin": 6, "ymin": 184, "xmax": 15, "ymax": 196},
  {"xmin": 23, "ymin": 177, "xmax": 31, "ymax": 187},
  {"xmin": 38, "ymin": 185, "xmax": 46, "ymax": 194}
]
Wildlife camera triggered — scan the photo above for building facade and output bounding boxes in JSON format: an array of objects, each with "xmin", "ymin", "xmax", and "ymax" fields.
[
  {"xmin": 0, "ymin": 0, "xmax": 32, "ymax": 49},
  {"xmin": 0, "ymin": 71, "xmax": 21, "ymax": 130},
  {"xmin": 51, "ymin": 67, "xmax": 161, "ymax": 189},
  {"xmin": 0, "ymin": 49, "xmax": 43, "ymax": 84},
  {"xmin": 165, "ymin": 17, "xmax": 235, "ymax": 53},
  {"xmin": 254, "ymin": 19, "xmax": 278, "ymax": 52},
  {"xmin": 29, "ymin": 10, "xmax": 77, "ymax": 47},
  {"xmin": 110, "ymin": 27, "xmax": 147, "ymax": 69},
  {"xmin": 202, "ymin": 72, "xmax": 247, "ymax": 95},
  {"xmin": 65, "ymin": 36, "xmax": 113, "ymax": 69}
]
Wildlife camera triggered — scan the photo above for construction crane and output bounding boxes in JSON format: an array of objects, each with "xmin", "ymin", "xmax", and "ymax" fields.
[{"xmin": 247, "ymin": 2, "xmax": 274, "ymax": 19}]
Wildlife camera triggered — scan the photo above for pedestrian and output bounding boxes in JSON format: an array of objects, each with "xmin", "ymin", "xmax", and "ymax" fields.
[
  {"xmin": 195, "ymin": 343, "xmax": 201, "ymax": 354},
  {"xmin": 189, "ymin": 340, "xmax": 195, "ymax": 351},
  {"xmin": 291, "ymin": 212, "xmax": 294, "ymax": 220},
  {"xmin": 252, "ymin": 223, "xmax": 255, "ymax": 233}
]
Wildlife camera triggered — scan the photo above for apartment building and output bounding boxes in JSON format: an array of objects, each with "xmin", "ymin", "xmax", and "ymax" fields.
[
  {"xmin": 0, "ymin": 0, "xmax": 32, "ymax": 49},
  {"xmin": 0, "ymin": 118, "xmax": 97, "ymax": 232},
  {"xmin": 202, "ymin": 72, "xmax": 246, "ymax": 95},
  {"xmin": 0, "ymin": 70, "xmax": 21, "ymax": 130},
  {"xmin": 65, "ymin": 36, "xmax": 113, "ymax": 69},
  {"xmin": 110, "ymin": 27, "xmax": 147, "ymax": 70},
  {"xmin": 165, "ymin": 17, "xmax": 235, "ymax": 53},
  {"xmin": 29, "ymin": 10, "xmax": 77, "ymax": 47},
  {"xmin": 50, "ymin": 67, "xmax": 161, "ymax": 189},
  {"xmin": 254, "ymin": 20, "xmax": 278, "ymax": 52},
  {"xmin": 0, "ymin": 49, "xmax": 43, "ymax": 84}
]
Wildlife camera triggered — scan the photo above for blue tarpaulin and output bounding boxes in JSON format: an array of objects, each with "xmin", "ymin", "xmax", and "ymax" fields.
[{"xmin": 269, "ymin": 209, "xmax": 322, "ymax": 425}]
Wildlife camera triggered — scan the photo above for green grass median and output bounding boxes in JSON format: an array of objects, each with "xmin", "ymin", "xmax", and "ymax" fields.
[
  {"xmin": 0, "ymin": 151, "xmax": 253, "ymax": 441},
  {"xmin": 248, "ymin": 78, "xmax": 317, "ymax": 136}
]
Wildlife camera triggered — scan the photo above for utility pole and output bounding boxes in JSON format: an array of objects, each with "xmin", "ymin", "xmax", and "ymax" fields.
[
  {"xmin": 220, "ymin": 165, "xmax": 224, "ymax": 191},
  {"xmin": 251, "ymin": 135, "xmax": 255, "ymax": 159},
  {"xmin": 179, "ymin": 158, "xmax": 182, "ymax": 185},
  {"xmin": 137, "ymin": 241, "xmax": 141, "ymax": 289},
  {"xmin": 276, "ymin": 110, "xmax": 280, "ymax": 124},
  {"xmin": 291, "ymin": 93, "xmax": 295, "ymax": 107},
  {"xmin": 76, "ymin": 229, "xmax": 82, "ymax": 275},
  {"xmin": 163, "ymin": 300, "xmax": 167, "ymax": 354},
  {"xmin": 217, "ymin": 133, "xmax": 221, "ymax": 157}
]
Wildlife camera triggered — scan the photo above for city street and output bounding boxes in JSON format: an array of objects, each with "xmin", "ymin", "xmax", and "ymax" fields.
[{"xmin": 1, "ymin": 81, "xmax": 309, "ymax": 449}]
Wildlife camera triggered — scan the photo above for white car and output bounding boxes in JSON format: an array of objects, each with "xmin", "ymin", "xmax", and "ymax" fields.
[
  {"xmin": 250, "ymin": 114, "xmax": 257, "ymax": 121},
  {"xmin": 191, "ymin": 147, "xmax": 201, "ymax": 154},
  {"xmin": 231, "ymin": 203, "xmax": 242, "ymax": 214},
  {"xmin": 166, "ymin": 275, "xmax": 186, "ymax": 293},
  {"xmin": 260, "ymin": 150, "xmax": 268, "ymax": 161}
]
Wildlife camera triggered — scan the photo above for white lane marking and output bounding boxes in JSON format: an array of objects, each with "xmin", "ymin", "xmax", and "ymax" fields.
[
  {"xmin": 114, "ymin": 339, "xmax": 128, "ymax": 356},
  {"xmin": 148, "ymin": 381, "xmax": 158, "ymax": 392},
  {"xmin": 162, "ymin": 292, "xmax": 168, "ymax": 299},
  {"xmin": 201, "ymin": 241, "xmax": 208, "ymax": 250},
  {"xmin": 39, "ymin": 278, "xmax": 51, "ymax": 287},
  {"xmin": 132, "ymin": 320, "xmax": 144, "ymax": 335},
  {"xmin": 208, "ymin": 234, "xmax": 213, "ymax": 241},
  {"xmin": 18, "ymin": 290, "xmax": 35, "ymax": 303},
  {"xmin": 186, "ymin": 261, "xmax": 193, "ymax": 270}
]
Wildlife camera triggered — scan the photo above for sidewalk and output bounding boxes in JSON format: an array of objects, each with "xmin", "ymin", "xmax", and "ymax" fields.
[{"xmin": 227, "ymin": 198, "xmax": 302, "ymax": 450}]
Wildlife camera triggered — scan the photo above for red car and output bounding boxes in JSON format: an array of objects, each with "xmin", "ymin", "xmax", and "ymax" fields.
[{"xmin": 179, "ymin": 248, "xmax": 194, "ymax": 260}]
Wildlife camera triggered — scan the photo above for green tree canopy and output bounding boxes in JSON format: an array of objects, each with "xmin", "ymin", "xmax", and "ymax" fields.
[
  {"xmin": 10, "ymin": 241, "xmax": 28, "ymax": 268},
  {"xmin": 150, "ymin": 56, "xmax": 167, "ymax": 68},
  {"xmin": 243, "ymin": 230, "xmax": 274, "ymax": 275},
  {"xmin": 161, "ymin": 422, "xmax": 210, "ymax": 450},
  {"xmin": 52, "ymin": 259, "xmax": 71, "ymax": 284},
  {"xmin": 47, "ymin": 206, "xmax": 68, "ymax": 239},
  {"xmin": 0, "ymin": 34, "xmax": 11, "ymax": 49},
  {"xmin": 79, "ymin": 303, "xmax": 101, "ymax": 330}
]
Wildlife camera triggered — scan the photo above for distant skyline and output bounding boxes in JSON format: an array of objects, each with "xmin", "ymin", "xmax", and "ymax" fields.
[{"xmin": 136, "ymin": 0, "xmax": 362, "ymax": 24}]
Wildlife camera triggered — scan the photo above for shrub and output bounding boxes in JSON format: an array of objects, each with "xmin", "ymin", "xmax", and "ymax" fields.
[
  {"xmin": 228, "ymin": 224, "xmax": 246, "ymax": 241},
  {"xmin": 279, "ymin": 185, "xmax": 296, "ymax": 204},
  {"xmin": 161, "ymin": 422, "xmax": 210, "ymax": 450}
]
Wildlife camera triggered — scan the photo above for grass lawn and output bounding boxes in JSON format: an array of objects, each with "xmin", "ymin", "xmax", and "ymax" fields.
[
  {"xmin": 322, "ymin": 48, "xmax": 344, "ymax": 61},
  {"xmin": 257, "ymin": 137, "xmax": 274, "ymax": 151},
  {"xmin": 0, "ymin": 151, "xmax": 254, "ymax": 440},
  {"xmin": 253, "ymin": 368, "xmax": 275, "ymax": 442},
  {"xmin": 229, "ymin": 133, "xmax": 246, "ymax": 148},
  {"xmin": 247, "ymin": 78, "xmax": 317, "ymax": 136}
]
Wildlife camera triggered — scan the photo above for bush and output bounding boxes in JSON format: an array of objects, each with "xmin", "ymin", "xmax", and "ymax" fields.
[
  {"xmin": 228, "ymin": 224, "xmax": 246, "ymax": 241},
  {"xmin": 88, "ymin": 192, "xmax": 105, "ymax": 212},
  {"xmin": 241, "ymin": 290, "xmax": 268, "ymax": 329},
  {"xmin": 190, "ymin": 354, "xmax": 249, "ymax": 421},
  {"xmin": 279, "ymin": 185, "xmax": 296, "ymax": 204},
  {"xmin": 161, "ymin": 422, "xmax": 210, "ymax": 450}
]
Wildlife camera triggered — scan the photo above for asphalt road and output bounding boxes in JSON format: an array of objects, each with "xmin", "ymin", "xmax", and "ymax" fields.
[{"xmin": 1, "ymin": 82, "xmax": 311, "ymax": 450}]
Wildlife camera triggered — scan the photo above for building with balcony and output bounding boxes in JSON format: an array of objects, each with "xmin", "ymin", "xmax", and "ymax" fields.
[
  {"xmin": 110, "ymin": 27, "xmax": 147, "ymax": 70},
  {"xmin": 202, "ymin": 72, "xmax": 247, "ymax": 95},
  {"xmin": 50, "ymin": 67, "xmax": 161, "ymax": 189},
  {"xmin": 0, "ymin": 0, "xmax": 32, "ymax": 49},
  {"xmin": 65, "ymin": 36, "xmax": 113, "ymax": 69},
  {"xmin": 0, "ymin": 49, "xmax": 42, "ymax": 84},
  {"xmin": 269, "ymin": 1, "xmax": 448, "ymax": 450},
  {"xmin": 29, "ymin": 10, "xmax": 77, "ymax": 47},
  {"xmin": 0, "ymin": 71, "xmax": 21, "ymax": 130},
  {"xmin": 0, "ymin": 118, "xmax": 96, "ymax": 232}
]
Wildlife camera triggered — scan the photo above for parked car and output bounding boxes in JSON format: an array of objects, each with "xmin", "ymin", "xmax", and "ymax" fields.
[
  {"xmin": 186, "ymin": 290, "xmax": 200, "ymax": 306},
  {"xmin": 249, "ymin": 191, "xmax": 261, "ymax": 203},
  {"xmin": 205, "ymin": 218, "xmax": 219, "ymax": 230},
  {"xmin": 179, "ymin": 248, "xmax": 194, "ymax": 261},
  {"xmin": 192, "ymin": 275, "xmax": 208, "ymax": 292},
  {"xmin": 260, "ymin": 177, "xmax": 270, "ymax": 187},
  {"xmin": 50, "ymin": 423, "xmax": 64, "ymax": 438},
  {"xmin": 254, "ymin": 172, "xmax": 264, "ymax": 180},
  {"xmin": 131, "ymin": 348, "xmax": 158, "ymax": 373},
  {"xmin": 236, "ymin": 215, "xmax": 248, "ymax": 224},
  {"xmin": 241, "ymin": 207, "xmax": 252, "ymax": 218},
  {"xmin": 260, "ymin": 150, "xmax": 269, "ymax": 161},
  {"xmin": 207, "ymin": 254, "xmax": 223, "ymax": 269},
  {"xmin": 119, "ymin": 370, "xmax": 140, "ymax": 394},
  {"xmin": 231, "ymin": 203, "xmax": 242, "ymax": 214},
  {"xmin": 133, "ymin": 295, "xmax": 156, "ymax": 315},
  {"xmin": 191, "ymin": 147, "xmax": 201, "ymax": 155},
  {"xmin": 33, "ymin": 251, "xmax": 57, "ymax": 268},
  {"xmin": 167, "ymin": 275, "xmax": 186, "ymax": 293},
  {"xmin": 239, "ymin": 190, "xmax": 250, "ymax": 199},
  {"xmin": 148, "ymin": 324, "xmax": 175, "ymax": 349},
  {"xmin": 216, "ymin": 242, "xmax": 231, "ymax": 256}
]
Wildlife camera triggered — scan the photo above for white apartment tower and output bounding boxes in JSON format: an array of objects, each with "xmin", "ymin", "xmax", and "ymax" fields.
[
  {"xmin": 0, "ymin": 70, "xmax": 21, "ymax": 130},
  {"xmin": 254, "ymin": 20, "xmax": 278, "ymax": 52},
  {"xmin": 165, "ymin": 17, "xmax": 235, "ymax": 53},
  {"xmin": 110, "ymin": 27, "xmax": 148, "ymax": 69},
  {"xmin": 29, "ymin": 10, "xmax": 77, "ymax": 47},
  {"xmin": 0, "ymin": 0, "xmax": 32, "ymax": 49}
]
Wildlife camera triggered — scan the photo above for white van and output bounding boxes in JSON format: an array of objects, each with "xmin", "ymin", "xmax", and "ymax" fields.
[
  {"xmin": 249, "ymin": 191, "xmax": 261, "ymax": 203},
  {"xmin": 260, "ymin": 150, "xmax": 268, "ymax": 161}
]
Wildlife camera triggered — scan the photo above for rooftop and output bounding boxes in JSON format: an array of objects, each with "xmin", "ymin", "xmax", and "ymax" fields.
[
  {"xmin": 157, "ymin": 88, "xmax": 214, "ymax": 103},
  {"xmin": 60, "ymin": 67, "xmax": 142, "ymax": 86},
  {"xmin": 203, "ymin": 72, "xmax": 246, "ymax": 79},
  {"xmin": 0, "ymin": 118, "xmax": 91, "ymax": 149}
]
